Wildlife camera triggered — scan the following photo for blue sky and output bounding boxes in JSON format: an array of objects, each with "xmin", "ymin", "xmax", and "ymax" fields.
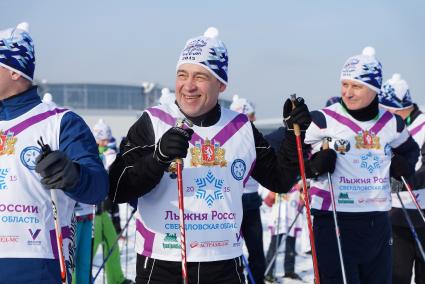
[{"xmin": 2, "ymin": 0, "xmax": 424, "ymax": 118}]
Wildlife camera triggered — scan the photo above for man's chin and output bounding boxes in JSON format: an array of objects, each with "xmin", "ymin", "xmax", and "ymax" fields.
[{"xmin": 180, "ymin": 106, "xmax": 200, "ymax": 118}]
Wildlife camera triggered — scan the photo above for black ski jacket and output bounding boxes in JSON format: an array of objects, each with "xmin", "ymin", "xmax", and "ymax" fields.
[{"xmin": 109, "ymin": 103, "xmax": 301, "ymax": 203}]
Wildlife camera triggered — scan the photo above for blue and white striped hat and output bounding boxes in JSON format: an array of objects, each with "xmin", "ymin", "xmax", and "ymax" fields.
[
  {"xmin": 379, "ymin": 73, "xmax": 412, "ymax": 110},
  {"xmin": 176, "ymin": 27, "xmax": 228, "ymax": 85},
  {"xmin": 340, "ymin": 47, "xmax": 382, "ymax": 93},
  {"xmin": 0, "ymin": 22, "xmax": 35, "ymax": 81}
]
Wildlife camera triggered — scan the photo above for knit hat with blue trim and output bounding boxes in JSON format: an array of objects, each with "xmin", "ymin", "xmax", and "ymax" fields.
[
  {"xmin": 340, "ymin": 47, "xmax": 382, "ymax": 93},
  {"xmin": 0, "ymin": 22, "xmax": 35, "ymax": 81},
  {"xmin": 93, "ymin": 119, "xmax": 112, "ymax": 141},
  {"xmin": 379, "ymin": 73, "xmax": 412, "ymax": 110},
  {"xmin": 230, "ymin": 94, "xmax": 255, "ymax": 115},
  {"xmin": 176, "ymin": 27, "xmax": 228, "ymax": 85}
]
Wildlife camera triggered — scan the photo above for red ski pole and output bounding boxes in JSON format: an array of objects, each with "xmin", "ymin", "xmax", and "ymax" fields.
[
  {"xmin": 175, "ymin": 118, "xmax": 193, "ymax": 284},
  {"xmin": 51, "ymin": 190, "xmax": 67, "ymax": 284},
  {"xmin": 401, "ymin": 176, "xmax": 425, "ymax": 225},
  {"xmin": 289, "ymin": 94, "xmax": 321, "ymax": 284},
  {"xmin": 37, "ymin": 138, "xmax": 67, "ymax": 284}
]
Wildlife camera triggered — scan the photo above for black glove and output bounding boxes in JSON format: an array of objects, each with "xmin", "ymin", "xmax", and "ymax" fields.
[
  {"xmin": 35, "ymin": 151, "xmax": 80, "ymax": 190},
  {"xmin": 154, "ymin": 127, "xmax": 194, "ymax": 165},
  {"xmin": 307, "ymin": 149, "xmax": 337, "ymax": 178},
  {"xmin": 283, "ymin": 97, "xmax": 312, "ymax": 131},
  {"xmin": 390, "ymin": 154, "xmax": 413, "ymax": 181}
]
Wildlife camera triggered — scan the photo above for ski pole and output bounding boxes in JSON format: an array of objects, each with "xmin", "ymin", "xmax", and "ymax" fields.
[
  {"xmin": 395, "ymin": 191, "xmax": 425, "ymax": 261},
  {"xmin": 88, "ymin": 205, "xmax": 96, "ymax": 283},
  {"xmin": 401, "ymin": 176, "xmax": 425, "ymax": 225},
  {"xmin": 322, "ymin": 138, "xmax": 347, "ymax": 284},
  {"xmin": 289, "ymin": 94, "xmax": 320, "ymax": 284},
  {"xmin": 242, "ymin": 254, "xmax": 256, "ymax": 284},
  {"xmin": 175, "ymin": 118, "xmax": 193, "ymax": 284},
  {"xmin": 273, "ymin": 192, "xmax": 282, "ymax": 279},
  {"xmin": 125, "ymin": 203, "xmax": 129, "ymax": 276},
  {"xmin": 37, "ymin": 138, "xmax": 67, "ymax": 284},
  {"xmin": 93, "ymin": 207, "xmax": 137, "ymax": 283},
  {"xmin": 264, "ymin": 206, "xmax": 303, "ymax": 276}
]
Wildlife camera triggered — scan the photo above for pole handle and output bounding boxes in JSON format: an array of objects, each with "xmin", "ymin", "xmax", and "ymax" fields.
[
  {"xmin": 290, "ymin": 94, "xmax": 302, "ymax": 136},
  {"xmin": 322, "ymin": 138, "xmax": 330, "ymax": 150}
]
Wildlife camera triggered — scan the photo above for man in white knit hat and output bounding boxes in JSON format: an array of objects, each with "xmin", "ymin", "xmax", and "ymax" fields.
[
  {"xmin": 379, "ymin": 74, "xmax": 425, "ymax": 284},
  {"xmin": 304, "ymin": 47, "xmax": 419, "ymax": 283},
  {"xmin": 109, "ymin": 27, "xmax": 329, "ymax": 283},
  {"xmin": 0, "ymin": 23, "xmax": 108, "ymax": 283}
]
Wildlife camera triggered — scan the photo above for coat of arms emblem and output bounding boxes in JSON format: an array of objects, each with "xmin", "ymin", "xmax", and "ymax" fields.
[
  {"xmin": 190, "ymin": 138, "xmax": 227, "ymax": 167},
  {"xmin": 355, "ymin": 130, "xmax": 380, "ymax": 149}
]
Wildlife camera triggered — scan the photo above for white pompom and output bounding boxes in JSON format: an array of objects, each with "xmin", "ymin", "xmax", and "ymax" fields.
[
  {"xmin": 16, "ymin": 22, "xmax": 29, "ymax": 32},
  {"xmin": 362, "ymin": 46, "xmax": 376, "ymax": 57},
  {"xmin": 392, "ymin": 73, "xmax": 401, "ymax": 81},
  {"xmin": 161, "ymin": 88, "xmax": 170, "ymax": 96},
  {"xmin": 232, "ymin": 94, "xmax": 239, "ymax": 102},
  {"xmin": 42, "ymin": 93, "xmax": 52, "ymax": 103},
  {"xmin": 204, "ymin": 27, "xmax": 219, "ymax": 39}
]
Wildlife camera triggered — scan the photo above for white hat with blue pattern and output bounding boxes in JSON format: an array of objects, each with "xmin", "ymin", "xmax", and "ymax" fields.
[
  {"xmin": 176, "ymin": 27, "xmax": 228, "ymax": 85},
  {"xmin": 340, "ymin": 47, "xmax": 382, "ymax": 93},
  {"xmin": 379, "ymin": 73, "xmax": 412, "ymax": 110},
  {"xmin": 0, "ymin": 22, "xmax": 35, "ymax": 81}
]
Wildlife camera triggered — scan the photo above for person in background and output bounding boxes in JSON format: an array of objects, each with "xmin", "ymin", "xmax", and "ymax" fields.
[
  {"xmin": 262, "ymin": 126, "xmax": 304, "ymax": 282},
  {"xmin": 230, "ymin": 94, "xmax": 266, "ymax": 284},
  {"xmin": 379, "ymin": 73, "xmax": 425, "ymax": 284},
  {"xmin": 73, "ymin": 202, "xmax": 95, "ymax": 284},
  {"xmin": 92, "ymin": 119, "xmax": 134, "ymax": 284}
]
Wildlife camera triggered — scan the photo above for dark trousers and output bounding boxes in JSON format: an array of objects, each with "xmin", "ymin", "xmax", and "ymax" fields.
[
  {"xmin": 136, "ymin": 254, "xmax": 245, "ymax": 284},
  {"xmin": 265, "ymin": 234, "xmax": 296, "ymax": 277},
  {"xmin": 392, "ymin": 225, "xmax": 425, "ymax": 284},
  {"xmin": 314, "ymin": 212, "xmax": 392, "ymax": 284},
  {"xmin": 241, "ymin": 207, "xmax": 266, "ymax": 284}
]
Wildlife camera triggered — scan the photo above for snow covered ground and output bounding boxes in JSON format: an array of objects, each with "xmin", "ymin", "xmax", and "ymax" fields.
[{"xmin": 92, "ymin": 204, "xmax": 314, "ymax": 284}]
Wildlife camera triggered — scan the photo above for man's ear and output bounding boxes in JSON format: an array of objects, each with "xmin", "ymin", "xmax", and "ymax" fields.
[
  {"xmin": 10, "ymin": 70, "xmax": 22, "ymax": 81},
  {"xmin": 219, "ymin": 82, "xmax": 227, "ymax": 93}
]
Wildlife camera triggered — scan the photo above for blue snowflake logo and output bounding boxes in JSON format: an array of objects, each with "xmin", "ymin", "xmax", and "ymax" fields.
[
  {"xmin": 360, "ymin": 152, "xmax": 380, "ymax": 173},
  {"xmin": 231, "ymin": 159, "xmax": 246, "ymax": 181},
  {"xmin": 0, "ymin": 168, "xmax": 8, "ymax": 190},
  {"xmin": 195, "ymin": 171, "xmax": 224, "ymax": 207},
  {"xmin": 384, "ymin": 144, "xmax": 392, "ymax": 156},
  {"xmin": 20, "ymin": 146, "xmax": 41, "ymax": 170}
]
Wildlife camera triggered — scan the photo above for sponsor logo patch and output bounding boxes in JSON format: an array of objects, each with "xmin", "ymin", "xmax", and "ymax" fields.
[
  {"xmin": 190, "ymin": 240, "xmax": 229, "ymax": 249},
  {"xmin": 20, "ymin": 146, "xmax": 41, "ymax": 170},
  {"xmin": 27, "ymin": 228, "xmax": 42, "ymax": 245},
  {"xmin": 162, "ymin": 233, "xmax": 180, "ymax": 249},
  {"xmin": 231, "ymin": 159, "xmax": 246, "ymax": 181},
  {"xmin": 338, "ymin": 192, "xmax": 354, "ymax": 204}
]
